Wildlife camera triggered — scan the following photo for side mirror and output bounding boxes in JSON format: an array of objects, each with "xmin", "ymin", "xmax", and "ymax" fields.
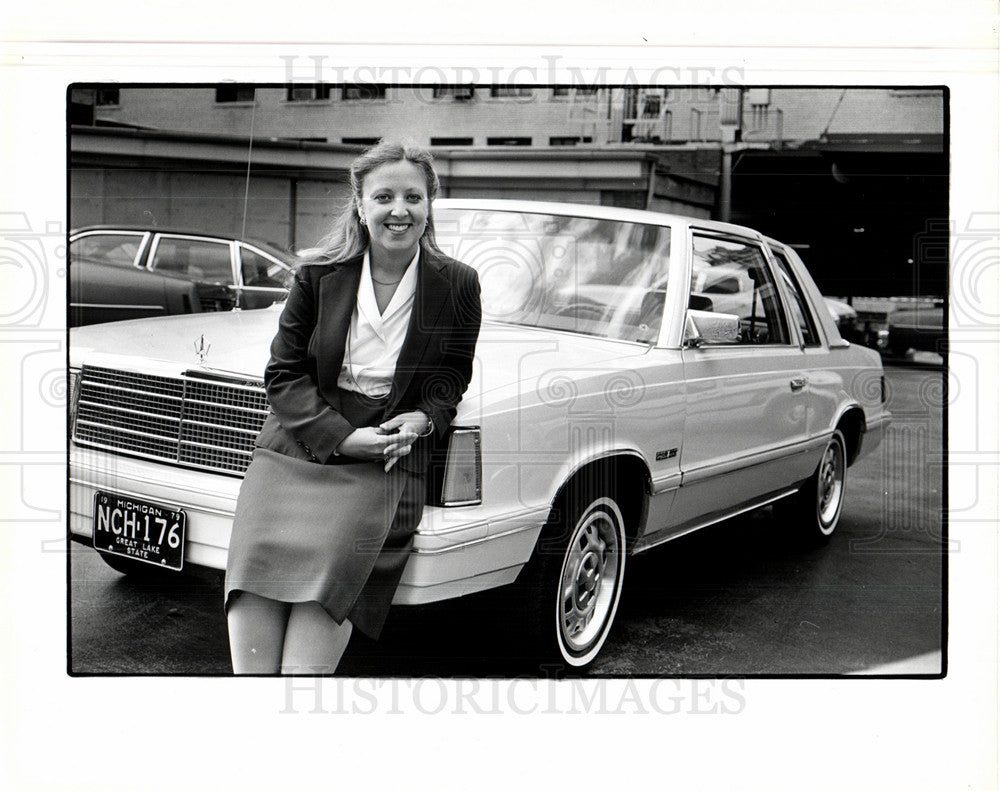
[{"xmin": 684, "ymin": 309, "xmax": 740, "ymax": 347}]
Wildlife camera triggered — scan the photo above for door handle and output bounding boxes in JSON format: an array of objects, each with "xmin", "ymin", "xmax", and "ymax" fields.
[{"xmin": 790, "ymin": 377, "xmax": 807, "ymax": 392}]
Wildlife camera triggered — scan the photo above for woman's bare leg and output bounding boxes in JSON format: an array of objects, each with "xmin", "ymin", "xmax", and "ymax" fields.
[
  {"xmin": 227, "ymin": 591, "xmax": 291, "ymax": 674},
  {"xmin": 280, "ymin": 602, "xmax": 353, "ymax": 675}
]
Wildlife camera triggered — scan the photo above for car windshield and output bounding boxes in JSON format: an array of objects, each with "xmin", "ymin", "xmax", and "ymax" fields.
[{"xmin": 434, "ymin": 208, "xmax": 671, "ymax": 343}]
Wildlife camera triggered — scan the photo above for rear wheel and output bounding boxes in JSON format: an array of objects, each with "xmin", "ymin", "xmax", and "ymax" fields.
[
  {"xmin": 521, "ymin": 492, "xmax": 627, "ymax": 668},
  {"xmin": 776, "ymin": 429, "xmax": 847, "ymax": 544}
]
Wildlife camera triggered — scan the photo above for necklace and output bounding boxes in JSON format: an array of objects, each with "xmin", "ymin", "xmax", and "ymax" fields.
[{"xmin": 371, "ymin": 275, "xmax": 403, "ymax": 286}]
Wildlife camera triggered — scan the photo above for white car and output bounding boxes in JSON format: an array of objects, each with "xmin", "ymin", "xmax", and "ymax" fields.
[{"xmin": 69, "ymin": 199, "xmax": 890, "ymax": 668}]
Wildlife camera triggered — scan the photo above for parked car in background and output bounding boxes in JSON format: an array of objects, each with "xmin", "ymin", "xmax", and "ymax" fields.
[
  {"xmin": 886, "ymin": 299, "xmax": 946, "ymax": 358},
  {"xmin": 827, "ymin": 298, "xmax": 891, "ymax": 352},
  {"xmin": 69, "ymin": 226, "xmax": 297, "ymax": 326},
  {"xmin": 69, "ymin": 200, "xmax": 890, "ymax": 668}
]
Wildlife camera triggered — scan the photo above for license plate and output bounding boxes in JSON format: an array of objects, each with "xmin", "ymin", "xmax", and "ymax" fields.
[{"xmin": 92, "ymin": 491, "xmax": 186, "ymax": 571}]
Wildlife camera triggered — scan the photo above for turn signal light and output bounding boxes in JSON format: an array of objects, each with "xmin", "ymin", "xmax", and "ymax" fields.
[{"xmin": 440, "ymin": 427, "xmax": 482, "ymax": 506}]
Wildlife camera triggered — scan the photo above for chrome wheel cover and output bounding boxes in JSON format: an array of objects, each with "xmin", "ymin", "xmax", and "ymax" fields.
[
  {"xmin": 557, "ymin": 499, "xmax": 624, "ymax": 657},
  {"xmin": 816, "ymin": 437, "xmax": 845, "ymax": 532}
]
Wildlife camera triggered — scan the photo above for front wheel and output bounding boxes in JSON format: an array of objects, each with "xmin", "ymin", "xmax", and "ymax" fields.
[
  {"xmin": 521, "ymin": 493, "xmax": 627, "ymax": 668},
  {"xmin": 776, "ymin": 429, "xmax": 847, "ymax": 544}
]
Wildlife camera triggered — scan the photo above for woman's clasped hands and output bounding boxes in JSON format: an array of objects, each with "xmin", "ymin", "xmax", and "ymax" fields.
[{"xmin": 335, "ymin": 410, "xmax": 431, "ymax": 471}]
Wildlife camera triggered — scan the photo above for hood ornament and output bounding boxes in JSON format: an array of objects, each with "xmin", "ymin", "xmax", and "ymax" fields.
[{"xmin": 193, "ymin": 334, "xmax": 211, "ymax": 364}]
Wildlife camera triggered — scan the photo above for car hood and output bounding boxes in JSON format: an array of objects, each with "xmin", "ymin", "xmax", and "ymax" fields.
[
  {"xmin": 70, "ymin": 306, "xmax": 287, "ymax": 379},
  {"xmin": 70, "ymin": 308, "xmax": 653, "ymax": 412}
]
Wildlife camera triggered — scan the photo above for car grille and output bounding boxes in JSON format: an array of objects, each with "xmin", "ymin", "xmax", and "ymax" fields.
[{"xmin": 72, "ymin": 365, "xmax": 268, "ymax": 476}]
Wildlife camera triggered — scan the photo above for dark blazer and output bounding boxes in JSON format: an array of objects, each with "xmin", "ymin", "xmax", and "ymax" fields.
[{"xmin": 254, "ymin": 248, "xmax": 481, "ymax": 475}]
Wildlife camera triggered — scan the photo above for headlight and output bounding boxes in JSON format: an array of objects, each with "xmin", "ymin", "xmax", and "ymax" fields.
[
  {"xmin": 438, "ymin": 427, "xmax": 482, "ymax": 506},
  {"xmin": 68, "ymin": 367, "xmax": 81, "ymax": 433}
]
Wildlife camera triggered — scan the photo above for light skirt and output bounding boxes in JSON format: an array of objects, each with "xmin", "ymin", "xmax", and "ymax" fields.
[{"xmin": 224, "ymin": 447, "xmax": 424, "ymax": 640}]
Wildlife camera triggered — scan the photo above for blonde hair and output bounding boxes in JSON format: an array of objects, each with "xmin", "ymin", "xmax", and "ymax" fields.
[{"xmin": 303, "ymin": 139, "xmax": 442, "ymax": 264}]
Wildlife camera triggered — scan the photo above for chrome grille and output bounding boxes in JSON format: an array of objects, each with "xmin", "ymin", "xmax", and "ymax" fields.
[{"xmin": 73, "ymin": 365, "xmax": 268, "ymax": 475}]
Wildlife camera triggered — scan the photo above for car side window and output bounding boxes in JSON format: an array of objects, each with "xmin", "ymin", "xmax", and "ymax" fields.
[
  {"xmin": 71, "ymin": 234, "xmax": 144, "ymax": 268},
  {"xmin": 770, "ymin": 248, "xmax": 820, "ymax": 346},
  {"xmin": 240, "ymin": 247, "xmax": 295, "ymax": 289},
  {"xmin": 690, "ymin": 234, "xmax": 790, "ymax": 345},
  {"xmin": 151, "ymin": 237, "xmax": 234, "ymax": 284}
]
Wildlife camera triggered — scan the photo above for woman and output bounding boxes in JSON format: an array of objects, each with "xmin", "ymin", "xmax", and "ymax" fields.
[{"xmin": 224, "ymin": 140, "xmax": 481, "ymax": 674}]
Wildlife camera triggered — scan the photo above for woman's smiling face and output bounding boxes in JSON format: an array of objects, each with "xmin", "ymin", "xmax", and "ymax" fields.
[{"xmin": 358, "ymin": 159, "xmax": 430, "ymax": 263}]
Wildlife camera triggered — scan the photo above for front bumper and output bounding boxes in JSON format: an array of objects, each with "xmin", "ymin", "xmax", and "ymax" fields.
[{"xmin": 70, "ymin": 445, "xmax": 546, "ymax": 605}]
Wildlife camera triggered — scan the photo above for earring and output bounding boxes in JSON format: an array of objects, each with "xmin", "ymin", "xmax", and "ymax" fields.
[{"xmin": 359, "ymin": 216, "xmax": 367, "ymax": 226}]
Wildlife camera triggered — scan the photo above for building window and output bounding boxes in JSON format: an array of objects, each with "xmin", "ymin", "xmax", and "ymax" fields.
[
  {"xmin": 487, "ymin": 136, "xmax": 532, "ymax": 146},
  {"xmin": 430, "ymin": 137, "xmax": 474, "ymax": 146},
  {"xmin": 641, "ymin": 94, "xmax": 662, "ymax": 118},
  {"xmin": 432, "ymin": 85, "xmax": 475, "ymax": 101},
  {"xmin": 490, "ymin": 86, "xmax": 533, "ymax": 98},
  {"xmin": 549, "ymin": 136, "xmax": 592, "ymax": 146},
  {"xmin": 342, "ymin": 137, "xmax": 380, "ymax": 146},
  {"xmin": 215, "ymin": 86, "xmax": 255, "ymax": 103},
  {"xmin": 95, "ymin": 89, "xmax": 120, "ymax": 106},
  {"xmin": 286, "ymin": 84, "xmax": 332, "ymax": 102},
  {"xmin": 623, "ymin": 87, "xmax": 638, "ymax": 120},
  {"xmin": 749, "ymin": 104, "xmax": 770, "ymax": 126},
  {"xmin": 690, "ymin": 108, "xmax": 704, "ymax": 140},
  {"xmin": 342, "ymin": 83, "xmax": 387, "ymax": 101},
  {"xmin": 553, "ymin": 86, "xmax": 601, "ymax": 100}
]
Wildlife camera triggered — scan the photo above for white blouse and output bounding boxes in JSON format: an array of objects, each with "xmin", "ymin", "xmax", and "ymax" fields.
[{"xmin": 337, "ymin": 249, "xmax": 420, "ymax": 397}]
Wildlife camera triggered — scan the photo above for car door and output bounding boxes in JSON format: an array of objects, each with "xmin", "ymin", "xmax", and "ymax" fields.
[
  {"xmin": 669, "ymin": 231, "xmax": 814, "ymax": 527},
  {"xmin": 235, "ymin": 244, "xmax": 295, "ymax": 310},
  {"xmin": 767, "ymin": 244, "xmax": 830, "ymax": 442}
]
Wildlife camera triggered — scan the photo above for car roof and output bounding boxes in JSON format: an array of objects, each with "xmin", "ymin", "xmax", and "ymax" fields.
[
  {"xmin": 70, "ymin": 225, "xmax": 294, "ymax": 259},
  {"xmin": 433, "ymin": 198, "xmax": 768, "ymax": 240}
]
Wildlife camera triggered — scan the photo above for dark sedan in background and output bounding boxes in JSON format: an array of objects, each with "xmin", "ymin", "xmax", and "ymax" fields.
[
  {"xmin": 829, "ymin": 297, "xmax": 946, "ymax": 362},
  {"xmin": 826, "ymin": 299, "xmax": 890, "ymax": 352},
  {"xmin": 885, "ymin": 300, "xmax": 946, "ymax": 358},
  {"xmin": 69, "ymin": 227, "xmax": 298, "ymax": 326}
]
